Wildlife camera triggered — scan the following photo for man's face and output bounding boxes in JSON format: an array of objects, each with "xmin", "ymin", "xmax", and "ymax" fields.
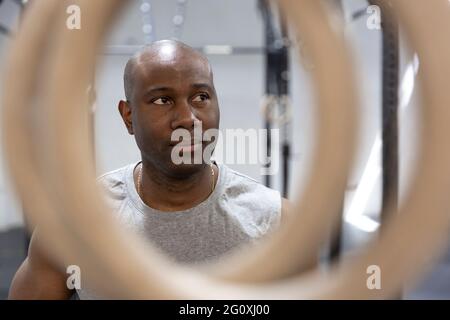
[{"xmin": 120, "ymin": 48, "xmax": 220, "ymax": 178}]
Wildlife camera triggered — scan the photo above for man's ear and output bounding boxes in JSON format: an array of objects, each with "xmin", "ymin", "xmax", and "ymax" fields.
[{"xmin": 118, "ymin": 100, "xmax": 134, "ymax": 135}]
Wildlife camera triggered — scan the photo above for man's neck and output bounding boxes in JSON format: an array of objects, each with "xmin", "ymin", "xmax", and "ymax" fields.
[{"xmin": 134, "ymin": 160, "xmax": 216, "ymax": 212}]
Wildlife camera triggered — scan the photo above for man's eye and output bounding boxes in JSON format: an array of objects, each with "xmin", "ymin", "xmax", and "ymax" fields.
[
  {"xmin": 192, "ymin": 94, "xmax": 210, "ymax": 103},
  {"xmin": 152, "ymin": 97, "xmax": 171, "ymax": 105}
]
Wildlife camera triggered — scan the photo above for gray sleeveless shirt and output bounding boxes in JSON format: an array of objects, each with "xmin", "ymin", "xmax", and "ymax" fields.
[{"xmin": 77, "ymin": 161, "xmax": 281, "ymax": 299}]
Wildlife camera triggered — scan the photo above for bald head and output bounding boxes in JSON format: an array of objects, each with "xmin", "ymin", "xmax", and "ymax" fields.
[{"xmin": 123, "ymin": 40, "xmax": 213, "ymax": 103}]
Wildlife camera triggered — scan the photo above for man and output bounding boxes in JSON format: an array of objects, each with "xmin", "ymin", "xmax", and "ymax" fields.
[{"xmin": 9, "ymin": 40, "xmax": 290, "ymax": 299}]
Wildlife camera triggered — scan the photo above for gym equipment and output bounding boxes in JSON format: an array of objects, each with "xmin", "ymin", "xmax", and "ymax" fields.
[{"xmin": 259, "ymin": 0, "xmax": 291, "ymax": 196}]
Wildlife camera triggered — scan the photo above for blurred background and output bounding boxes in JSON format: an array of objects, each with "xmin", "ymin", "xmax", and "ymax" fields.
[{"xmin": 0, "ymin": 0, "xmax": 449, "ymax": 299}]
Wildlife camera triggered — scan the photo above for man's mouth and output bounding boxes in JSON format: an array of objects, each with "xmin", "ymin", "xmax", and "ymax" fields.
[
  {"xmin": 170, "ymin": 140, "xmax": 203, "ymax": 153},
  {"xmin": 178, "ymin": 143, "xmax": 202, "ymax": 153}
]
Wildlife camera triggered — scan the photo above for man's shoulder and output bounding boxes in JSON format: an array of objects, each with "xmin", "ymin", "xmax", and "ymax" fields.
[
  {"xmin": 97, "ymin": 163, "xmax": 131, "ymax": 182},
  {"xmin": 220, "ymin": 164, "xmax": 281, "ymax": 210},
  {"xmin": 219, "ymin": 164, "xmax": 282, "ymax": 234},
  {"xmin": 96, "ymin": 162, "xmax": 136, "ymax": 198},
  {"xmin": 221, "ymin": 164, "xmax": 278, "ymax": 195}
]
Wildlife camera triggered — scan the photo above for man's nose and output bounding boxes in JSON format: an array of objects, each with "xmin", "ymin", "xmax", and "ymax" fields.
[{"xmin": 171, "ymin": 100, "xmax": 199, "ymax": 130}]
